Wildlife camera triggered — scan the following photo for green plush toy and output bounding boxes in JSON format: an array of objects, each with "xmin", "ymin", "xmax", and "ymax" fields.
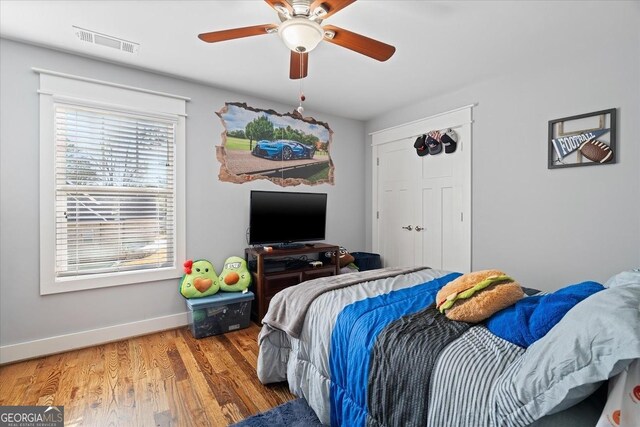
[
  {"xmin": 179, "ymin": 259, "xmax": 220, "ymax": 299},
  {"xmin": 219, "ymin": 256, "xmax": 251, "ymax": 292}
]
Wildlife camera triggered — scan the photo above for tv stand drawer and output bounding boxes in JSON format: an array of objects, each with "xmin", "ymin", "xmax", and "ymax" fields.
[
  {"xmin": 264, "ymin": 272, "xmax": 303, "ymax": 297},
  {"xmin": 303, "ymin": 267, "xmax": 336, "ymax": 281}
]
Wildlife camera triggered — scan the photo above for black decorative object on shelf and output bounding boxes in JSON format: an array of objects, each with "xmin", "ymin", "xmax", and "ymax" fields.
[{"xmin": 548, "ymin": 108, "xmax": 616, "ymax": 169}]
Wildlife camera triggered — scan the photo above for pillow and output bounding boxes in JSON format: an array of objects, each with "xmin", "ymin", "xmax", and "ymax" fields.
[
  {"xmin": 435, "ymin": 269, "xmax": 525, "ymax": 323},
  {"xmin": 179, "ymin": 259, "xmax": 220, "ymax": 298},
  {"xmin": 491, "ymin": 279, "xmax": 640, "ymax": 426},
  {"xmin": 218, "ymin": 256, "xmax": 252, "ymax": 292},
  {"xmin": 324, "ymin": 247, "xmax": 355, "ymax": 268},
  {"xmin": 605, "ymin": 269, "xmax": 640, "ymax": 288},
  {"xmin": 486, "ymin": 281, "xmax": 604, "ymax": 348}
]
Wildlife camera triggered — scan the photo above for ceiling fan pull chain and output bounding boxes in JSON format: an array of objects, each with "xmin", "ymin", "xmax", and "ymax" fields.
[{"xmin": 297, "ymin": 51, "xmax": 305, "ymax": 114}]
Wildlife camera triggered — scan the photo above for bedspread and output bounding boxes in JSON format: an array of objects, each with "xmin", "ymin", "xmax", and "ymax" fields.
[
  {"xmin": 328, "ymin": 272, "xmax": 461, "ymax": 427},
  {"xmin": 262, "ymin": 266, "xmax": 429, "ymax": 338},
  {"xmin": 258, "ymin": 268, "xmax": 454, "ymax": 425},
  {"xmin": 257, "ymin": 267, "xmax": 617, "ymax": 427}
]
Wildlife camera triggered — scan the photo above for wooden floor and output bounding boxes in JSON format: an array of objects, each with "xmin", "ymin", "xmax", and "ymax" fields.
[{"xmin": 0, "ymin": 323, "xmax": 295, "ymax": 426}]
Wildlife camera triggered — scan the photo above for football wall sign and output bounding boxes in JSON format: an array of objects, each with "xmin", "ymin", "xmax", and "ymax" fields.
[
  {"xmin": 548, "ymin": 108, "xmax": 616, "ymax": 169},
  {"xmin": 216, "ymin": 102, "xmax": 334, "ymax": 186}
]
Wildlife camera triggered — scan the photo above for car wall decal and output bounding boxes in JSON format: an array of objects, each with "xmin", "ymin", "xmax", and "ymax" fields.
[{"xmin": 216, "ymin": 102, "xmax": 334, "ymax": 186}]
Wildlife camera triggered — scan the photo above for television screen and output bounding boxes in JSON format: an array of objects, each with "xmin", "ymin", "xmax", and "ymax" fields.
[{"xmin": 249, "ymin": 191, "xmax": 327, "ymax": 245}]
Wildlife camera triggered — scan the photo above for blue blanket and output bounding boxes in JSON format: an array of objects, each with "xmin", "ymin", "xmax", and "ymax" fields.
[
  {"xmin": 486, "ymin": 281, "xmax": 604, "ymax": 347},
  {"xmin": 328, "ymin": 272, "xmax": 461, "ymax": 427}
]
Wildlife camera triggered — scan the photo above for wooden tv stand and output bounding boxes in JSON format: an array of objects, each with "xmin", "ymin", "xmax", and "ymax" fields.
[{"xmin": 245, "ymin": 243, "xmax": 340, "ymax": 322}]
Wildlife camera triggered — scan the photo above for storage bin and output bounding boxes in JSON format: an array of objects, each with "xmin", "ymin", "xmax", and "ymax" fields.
[
  {"xmin": 351, "ymin": 252, "xmax": 382, "ymax": 271},
  {"xmin": 185, "ymin": 291, "xmax": 254, "ymax": 338}
]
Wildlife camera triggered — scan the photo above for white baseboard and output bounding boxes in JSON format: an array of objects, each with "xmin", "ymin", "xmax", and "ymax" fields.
[{"xmin": 0, "ymin": 312, "xmax": 189, "ymax": 365}]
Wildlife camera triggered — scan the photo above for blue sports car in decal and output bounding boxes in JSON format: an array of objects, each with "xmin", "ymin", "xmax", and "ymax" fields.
[{"xmin": 251, "ymin": 140, "xmax": 315, "ymax": 160}]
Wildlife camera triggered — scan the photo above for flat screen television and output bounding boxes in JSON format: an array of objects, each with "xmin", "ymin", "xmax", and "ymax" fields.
[{"xmin": 249, "ymin": 190, "xmax": 327, "ymax": 247}]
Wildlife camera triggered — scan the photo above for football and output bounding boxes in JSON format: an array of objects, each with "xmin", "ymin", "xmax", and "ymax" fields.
[{"xmin": 579, "ymin": 139, "xmax": 613, "ymax": 163}]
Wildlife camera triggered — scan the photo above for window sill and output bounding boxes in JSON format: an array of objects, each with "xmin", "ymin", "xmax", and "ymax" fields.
[{"xmin": 40, "ymin": 266, "xmax": 182, "ymax": 295}]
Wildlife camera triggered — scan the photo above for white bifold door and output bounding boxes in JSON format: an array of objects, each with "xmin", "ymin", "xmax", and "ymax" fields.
[{"xmin": 372, "ymin": 106, "xmax": 472, "ymax": 273}]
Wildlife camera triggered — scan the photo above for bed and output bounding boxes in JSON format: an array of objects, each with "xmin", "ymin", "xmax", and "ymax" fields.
[{"xmin": 257, "ymin": 267, "xmax": 640, "ymax": 426}]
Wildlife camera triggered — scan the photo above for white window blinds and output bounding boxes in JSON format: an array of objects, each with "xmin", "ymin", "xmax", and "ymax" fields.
[{"xmin": 54, "ymin": 104, "xmax": 176, "ymax": 277}]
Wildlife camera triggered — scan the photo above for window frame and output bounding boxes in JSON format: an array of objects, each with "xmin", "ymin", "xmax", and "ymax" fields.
[{"xmin": 37, "ymin": 68, "xmax": 188, "ymax": 295}]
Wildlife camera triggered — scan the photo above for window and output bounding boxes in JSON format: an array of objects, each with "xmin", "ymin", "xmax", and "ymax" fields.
[
  {"xmin": 55, "ymin": 105, "xmax": 175, "ymax": 277},
  {"xmin": 38, "ymin": 69, "xmax": 187, "ymax": 294}
]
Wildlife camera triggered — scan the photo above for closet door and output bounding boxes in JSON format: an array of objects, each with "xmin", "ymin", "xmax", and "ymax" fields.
[
  {"xmin": 376, "ymin": 141, "xmax": 458, "ymax": 270},
  {"xmin": 376, "ymin": 139, "xmax": 419, "ymax": 267},
  {"xmin": 417, "ymin": 156, "xmax": 456, "ymax": 270},
  {"xmin": 371, "ymin": 106, "xmax": 472, "ymax": 273}
]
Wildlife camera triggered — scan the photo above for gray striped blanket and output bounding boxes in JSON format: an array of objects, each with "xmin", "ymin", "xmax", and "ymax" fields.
[
  {"xmin": 427, "ymin": 326, "xmax": 525, "ymax": 426},
  {"xmin": 367, "ymin": 306, "xmax": 471, "ymax": 427}
]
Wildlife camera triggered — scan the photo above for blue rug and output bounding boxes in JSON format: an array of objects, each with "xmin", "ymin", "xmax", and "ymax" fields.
[{"xmin": 231, "ymin": 398, "xmax": 323, "ymax": 427}]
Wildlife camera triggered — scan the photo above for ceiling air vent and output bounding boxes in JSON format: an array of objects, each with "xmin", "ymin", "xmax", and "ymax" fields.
[{"xmin": 73, "ymin": 26, "xmax": 139, "ymax": 54}]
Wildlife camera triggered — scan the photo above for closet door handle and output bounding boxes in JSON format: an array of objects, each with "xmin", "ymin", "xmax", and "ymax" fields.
[
  {"xmin": 401, "ymin": 225, "xmax": 413, "ymax": 231},
  {"xmin": 415, "ymin": 226, "xmax": 424, "ymax": 232}
]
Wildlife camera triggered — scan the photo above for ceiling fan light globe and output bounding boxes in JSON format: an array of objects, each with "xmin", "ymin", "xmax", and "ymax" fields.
[{"xmin": 279, "ymin": 18, "xmax": 324, "ymax": 53}]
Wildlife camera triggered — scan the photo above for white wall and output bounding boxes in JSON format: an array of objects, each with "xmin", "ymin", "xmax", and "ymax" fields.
[
  {"xmin": 0, "ymin": 38, "xmax": 366, "ymax": 356},
  {"xmin": 365, "ymin": 5, "xmax": 640, "ymax": 291}
]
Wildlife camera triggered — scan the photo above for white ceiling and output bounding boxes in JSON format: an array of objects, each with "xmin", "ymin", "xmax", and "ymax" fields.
[{"xmin": 0, "ymin": 1, "xmax": 632, "ymax": 121}]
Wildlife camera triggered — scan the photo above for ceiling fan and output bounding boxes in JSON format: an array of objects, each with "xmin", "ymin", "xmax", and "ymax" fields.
[{"xmin": 198, "ymin": 0, "xmax": 396, "ymax": 79}]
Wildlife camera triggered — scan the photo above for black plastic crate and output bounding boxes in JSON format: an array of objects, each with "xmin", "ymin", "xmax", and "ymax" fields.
[{"xmin": 351, "ymin": 252, "xmax": 382, "ymax": 271}]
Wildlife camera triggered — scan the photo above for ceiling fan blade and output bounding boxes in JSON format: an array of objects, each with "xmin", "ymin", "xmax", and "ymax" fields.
[
  {"xmin": 264, "ymin": 0, "xmax": 293, "ymax": 14},
  {"xmin": 310, "ymin": 0, "xmax": 356, "ymax": 19},
  {"xmin": 198, "ymin": 24, "xmax": 277, "ymax": 43},
  {"xmin": 290, "ymin": 51, "xmax": 309, "ymax": 79},
  {"xmin": 323, "ymin": 25, "xmax": 395, "ymax": 61}
]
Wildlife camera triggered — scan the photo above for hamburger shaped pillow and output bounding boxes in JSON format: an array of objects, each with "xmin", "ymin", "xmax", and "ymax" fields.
[{"xmin": 436, "ymin": 269, "xmax": 525, "ymax": 323}]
